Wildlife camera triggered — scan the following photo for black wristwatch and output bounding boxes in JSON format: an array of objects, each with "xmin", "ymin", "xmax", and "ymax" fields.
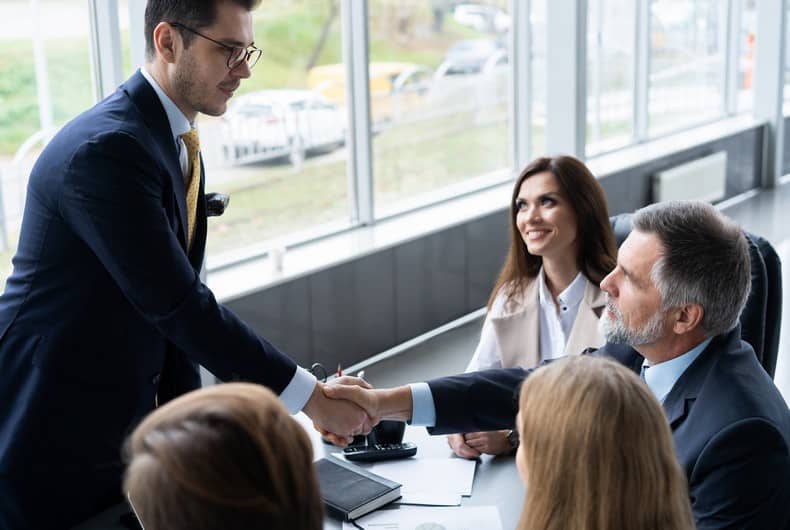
[{"xmin": 506, "ymin": 429, "xmax": 520, "ymax": 450}]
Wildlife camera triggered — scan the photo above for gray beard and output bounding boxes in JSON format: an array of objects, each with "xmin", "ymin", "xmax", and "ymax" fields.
[{"xmin": 599, "ymin": 303, "xmax": 666, "ymax": 346}]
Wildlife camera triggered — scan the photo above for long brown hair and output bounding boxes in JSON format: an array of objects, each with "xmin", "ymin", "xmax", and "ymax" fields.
[
  {"xmin": 516, "ymin": 356, "xmax": 695, "ymax": 530},
  {"xmin": 123, "ymin": 383, "xmax": 322, "ymax": 530},
  {"xmin": 488, "ymin": 155, "xmax": 616, "ymax": 310}
]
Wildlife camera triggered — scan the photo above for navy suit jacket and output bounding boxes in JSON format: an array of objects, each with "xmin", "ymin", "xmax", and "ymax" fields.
[
  {"xmin": 427, "ymin": 327, "xmax": 790, "ymax": 529},
  {"xmin": 0, "ymin": 71, "xmax": 298, "ymax": 529}
]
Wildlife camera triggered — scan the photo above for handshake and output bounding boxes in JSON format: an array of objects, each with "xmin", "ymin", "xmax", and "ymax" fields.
[{"xmin": 301, "ymin": 375, "xmax": 413, "ymax": 446}]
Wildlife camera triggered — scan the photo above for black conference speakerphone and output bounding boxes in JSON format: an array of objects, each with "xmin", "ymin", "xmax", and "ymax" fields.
[{"xmin": 343, "ymin": 442, "xmax": 418, "ymax": 462}]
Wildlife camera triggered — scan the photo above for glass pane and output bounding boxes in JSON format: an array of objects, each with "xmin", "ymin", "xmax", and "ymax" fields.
[
  {"xmin": 586, "ymin": 0, "xmax": 636, "ymax": 155},
  {"xmin": 0, "ymin": 0, "xmax": 93, "ymax": 287},
  {"xmin": 198, "ymin": 0, "xmax": 350, "ymax": 265},
  {"xmin": 367, "ymin": 0, "xmax": 513, "ymax": 218},
  {"xmin": 648, "ymin": 0, "xmax": 726, "ymax": 136},
  {"xmin": 737, "ymin": 0, "xmax": 755, "ymax": 112},
  {"xmin": 785, "ymin": 3, "xmax": 790, "ymax": 99},
  {"xmin": 532, "ymin": 0, "xmax": 546, "ymax": 156},
  {"xmin": 118, "ymin": 0, "xmax": 135, "ymax": 78}
]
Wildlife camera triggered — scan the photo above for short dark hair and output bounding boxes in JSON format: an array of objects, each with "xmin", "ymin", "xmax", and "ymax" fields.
[
  {"xmin": 632, "ymin": 200, "xmax": 751, "ymax": 337},
  {"xmin": 144, "ymin": 0, "xmax": 261, "ymax": 60},
  {"xmin": 489, "ymin": 155, "xmax": 617, "ymax": 309}
]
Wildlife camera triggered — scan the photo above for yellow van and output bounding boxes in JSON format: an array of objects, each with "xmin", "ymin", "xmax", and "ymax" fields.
[{"xmin": 307, "ymin": 62, "xmax": 433, "ymax": 125}]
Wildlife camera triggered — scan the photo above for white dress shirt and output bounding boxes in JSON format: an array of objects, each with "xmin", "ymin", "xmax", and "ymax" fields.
[
  {"xmin": 465, "ymin": 269, "xmax": 587, "ymax": 372},
  {"xmin": 138, "ymin": 68, "xmax": 316, "ymax": 413},
  {"xmin": 642, "ymin": 337, "xmax": 713, "ymax": 403}
]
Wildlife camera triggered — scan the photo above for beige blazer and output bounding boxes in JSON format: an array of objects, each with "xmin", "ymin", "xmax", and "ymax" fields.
[{"xmin": 490, "ymin": 277, "xmax": 607, "ymax": 369}]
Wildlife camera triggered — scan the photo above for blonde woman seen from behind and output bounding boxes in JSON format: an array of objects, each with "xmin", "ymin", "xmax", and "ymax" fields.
[
  {"xmin": 450, "ymin": 155, "xmax": 618, "ymax": 458},
  {"xmin": 124, "ymin": 383, "xmax": 322, "ymax": 530},
  {"xmin": 516, "ymin": 356, "xmax": 694, "ymax": 530}
]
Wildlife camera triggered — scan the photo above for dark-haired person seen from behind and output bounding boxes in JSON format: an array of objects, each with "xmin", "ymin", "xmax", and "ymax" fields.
[
  {"xmin": 325, "ymin": 201, "xmax": 790, "ymax": 529},
  {"xmin": 0, "ymin": 1, "xmax": 369, "ymax": 529},
  {"xmin": 124, "ymin": 383, "xmax": 322, "ymax": 530}
]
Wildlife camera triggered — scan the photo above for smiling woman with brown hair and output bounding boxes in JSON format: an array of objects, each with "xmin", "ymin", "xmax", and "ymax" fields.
[
  {"xmin": 515, "ymin": 356, "xmax": 694, "ymax": 530},
  {"xmin": 449, "ymin": 155, "xmax": 618, "ymax": 458},
  {"xmin": 123, "ymin": 383, "xmax": 322, "ymax": 530}
]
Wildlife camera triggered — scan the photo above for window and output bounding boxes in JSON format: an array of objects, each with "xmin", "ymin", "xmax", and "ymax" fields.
[
  {"xmin": 648, "ymin": 0, "xmax": 727, "ymax": 135},
  {"xmin": 586, "ymin": 0, "xmax": 636, "ymax": 155},
  {"xmin": 531, "ymin": 0, "xmax": 547, "ymax": 156},
  {"xmin": 0, "ymin": 0, "xmax": 94, "ymax": 286},
  {"xmin": 737, "ymin": 0, "xmax": 756, "ymax": 112},
  {"xmin": 367, "ymin": 0, "xmax": 513, "ymax": 218},
  {"xmin": 198, "ymin": 0, "xmax": 351, "ymax": 265},
  {"xmin": 785, "ymin": 2, "xmax": 790, "ymax": 100}
]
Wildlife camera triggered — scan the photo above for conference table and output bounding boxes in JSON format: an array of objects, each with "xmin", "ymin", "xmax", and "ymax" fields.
[
  {"xmin": 306, "ymin": 415, "xmax": 524, "ymax": 530},
  {"xmin": 73, "ymin": 413, "xmax": 524, "ymax": 530}
]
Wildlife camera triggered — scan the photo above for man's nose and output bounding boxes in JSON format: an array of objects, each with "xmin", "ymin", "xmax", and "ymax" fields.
[{"xmin": 600, "ymin": 270, "xmax": 616, "ymax": 296}]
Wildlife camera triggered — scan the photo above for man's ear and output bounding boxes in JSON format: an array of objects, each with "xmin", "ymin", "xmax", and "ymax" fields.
[
  {"xmin": 672, "ymin": 303, "xmax": 704, "ymax": 335},
  {"xmin": 153, "ymin": 22, "xmax": 178, "ymax": 63}
]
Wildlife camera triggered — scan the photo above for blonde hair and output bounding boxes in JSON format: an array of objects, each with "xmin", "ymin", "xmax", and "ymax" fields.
[
  {"xmin": 516, "ymin": 356, "xmax": 694, "ymax": 530},
  {"xmin": 123, "ymin": 383, "xmax": 322, "ymax": 530}
]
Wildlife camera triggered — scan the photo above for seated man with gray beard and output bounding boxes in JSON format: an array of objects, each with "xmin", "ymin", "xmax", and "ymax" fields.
[{"xmin": 324, "ymin": 200, "xmax": 790, "ymax": 530}]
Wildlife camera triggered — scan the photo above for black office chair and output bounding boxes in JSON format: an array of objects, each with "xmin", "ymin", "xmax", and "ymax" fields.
[{"xmin": 609, "ymin": 214, "xmax": 782, "ymax": 380}]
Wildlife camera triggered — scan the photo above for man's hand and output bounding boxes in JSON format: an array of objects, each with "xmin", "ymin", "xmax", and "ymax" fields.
[
  {"xmin": 322, "ymin": 381, "xmax": 413, "ymax": 424},
  {"xmin": 461, "ymin": 430, "xmax": 512, "ymax": 456},
  {"xmin": 302, "ymin": 378, "xmax": 374, "ymax": 447},
  {"xmin": 447, "ymin": 433, "xmax": 481, "ymax": 459}
]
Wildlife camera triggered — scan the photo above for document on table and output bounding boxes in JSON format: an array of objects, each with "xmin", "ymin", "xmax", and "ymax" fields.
[
  {"xmin": 341, "ymin": 505, "xmax": 502, "ymax": 530},
  {"xmin": 364, "ymin": 457, "xmax": 476, "ymax": 505}
]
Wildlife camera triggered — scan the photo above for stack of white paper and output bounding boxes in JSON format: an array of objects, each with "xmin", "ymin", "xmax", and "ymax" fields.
[{"xmin": 365, "ymin": 457, "xmax": 476, "ymax": 506}]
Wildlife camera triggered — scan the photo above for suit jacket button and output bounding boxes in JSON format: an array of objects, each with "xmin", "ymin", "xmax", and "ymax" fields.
[{"xmin": 151, "ymin": 373, "xmax": 161, "ymax": 385}]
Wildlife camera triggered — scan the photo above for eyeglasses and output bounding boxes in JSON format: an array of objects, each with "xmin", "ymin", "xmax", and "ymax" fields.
[{"xmin": 169, "ymin": 22, "xmax": 262, "ymax": 70}]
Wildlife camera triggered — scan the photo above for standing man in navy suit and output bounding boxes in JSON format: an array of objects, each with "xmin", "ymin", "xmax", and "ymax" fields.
[
  {"xmin": 0, "ymin": 1, "xmax": 369, "ymax": 528},
  {"xmin": 326, "ymin": 201, "xmax": 790, "ymax": 529}
]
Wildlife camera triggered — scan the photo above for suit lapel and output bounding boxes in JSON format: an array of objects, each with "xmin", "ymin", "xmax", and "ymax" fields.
[
  {"xmin": 660, "ymin": 334, "xmax": 728, "ymax": 427},
  {"xmin": 564, "ymin": 280, "xmax": 607, "ymax": 356},
  {"xmin": 189, "ymin": 156, "xmax": 207, "ymax": 269},
  {"xmin": 123, "ymin": 71, "xmax": 189, "ymax": 250}
]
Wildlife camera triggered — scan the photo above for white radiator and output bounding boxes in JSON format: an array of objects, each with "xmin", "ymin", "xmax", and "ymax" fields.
[{"xmin": 652, "ymin": 151, "xmax": 727, "ymax": 203}]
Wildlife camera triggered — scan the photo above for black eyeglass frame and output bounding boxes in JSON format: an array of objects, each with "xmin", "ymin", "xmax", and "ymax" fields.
[{"xmin": 168, "ymin": 21, "xmax": 261, "ymax": 69}]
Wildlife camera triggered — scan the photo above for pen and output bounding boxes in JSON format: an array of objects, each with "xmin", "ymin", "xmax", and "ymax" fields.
[{"xmin": 337, "ymin": 363, "xmax": 342, "ymax": 378}]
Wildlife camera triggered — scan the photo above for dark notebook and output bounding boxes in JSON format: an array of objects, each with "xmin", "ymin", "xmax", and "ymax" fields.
[{"xmin": 315, "ymin": 455, "xmax": 402, "ymax": 520}]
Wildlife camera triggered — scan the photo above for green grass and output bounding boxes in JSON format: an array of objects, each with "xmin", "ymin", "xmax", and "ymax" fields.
[{"xmin": 205, "ymin": 108, "xmax": 513, "ymax": 254}]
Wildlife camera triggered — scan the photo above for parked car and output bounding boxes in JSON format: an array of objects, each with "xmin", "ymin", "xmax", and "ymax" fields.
[
  {"xmin": 451, "ymin": 3, "xmax": 510, "ymax": 34},
  {"xmin": 307, "ymin": 62, "xmax": 434, "ymax": 126},
  {"xmin": 220, "ymin": 89, "xmax": 345, "ymax": 167},
  {"xmin": 436, "ymin": 39, "xmax": 507, "ymax": 76}
]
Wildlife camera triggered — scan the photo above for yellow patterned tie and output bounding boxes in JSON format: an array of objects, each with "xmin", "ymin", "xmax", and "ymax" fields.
[{"xmin": 180, "ymin": 128, "xmax": 201, "ymax": 249}]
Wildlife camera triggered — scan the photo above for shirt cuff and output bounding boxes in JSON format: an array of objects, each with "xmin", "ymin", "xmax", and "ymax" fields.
[
  {"xmin": 279, "ymin": 366, "xmax": 317, "ymax": 414},
  {"xmin": 408, "ymin": 382, "xmax": 436, "ymax": 427}
]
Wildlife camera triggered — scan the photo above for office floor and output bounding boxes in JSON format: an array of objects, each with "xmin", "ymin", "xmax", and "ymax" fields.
[{"xmin": 362, "ymin": 178, "xmax": 790, "ymax": 405}]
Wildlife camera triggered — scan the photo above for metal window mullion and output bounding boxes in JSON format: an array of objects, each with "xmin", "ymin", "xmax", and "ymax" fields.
[
  {"xmin": 88, "ymin": 0, "xmax": 123, "ymax": 100},
  {"xmin": 575, "ymin": 0, "xmax": 588, "ymax": 158},
  {"xmin": 724, "ymin": 0, "xmax": 740, "ymax": 115},
  {"xmin": 634, "ymin": 0, "xmax": 650, "ymax": 142},
  {"xmin": 510, "ymin": 0, "xmax": 531, "ymax": 171},
  {"xmin": 753, "ymin": 0, "xmax": 787, "ymax": 187},
  {"xmin": 128, "ymin": 0, "xmax": 146, "ymax": 70},
  {"xmin": 341, "ymin": 0, "xmax": 374, "ymax": 225},
  {"xmin": 545, "ymin": 0, "xmax": 586, "ymax": 157}
]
